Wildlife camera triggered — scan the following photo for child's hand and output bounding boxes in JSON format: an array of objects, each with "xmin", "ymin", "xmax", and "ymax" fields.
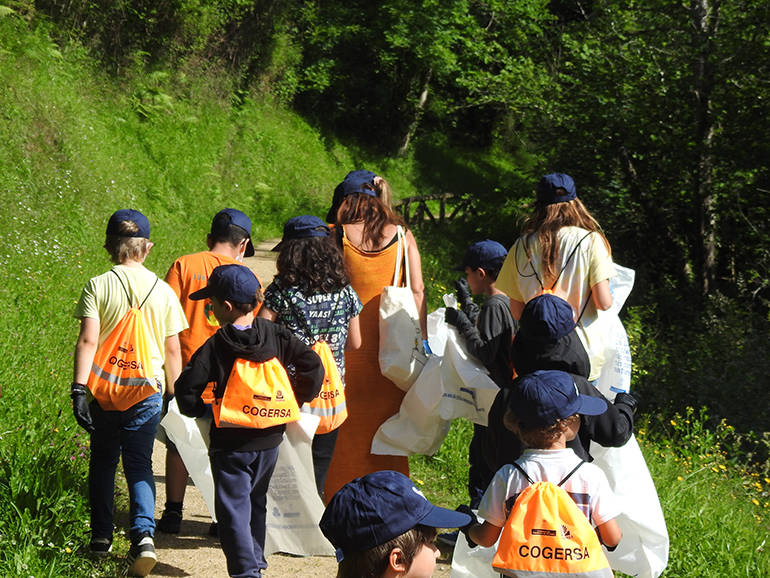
[
  {"xmin": 454, "ymin": 278, "xmax": 473, "ymax": 305},
  {"xmin": 455, "ymin": 505, "xmax": 479, "ymax": 548},
  {"xmin": 445, "ymin": 308, "xmax": 474, "ymax": 334}
]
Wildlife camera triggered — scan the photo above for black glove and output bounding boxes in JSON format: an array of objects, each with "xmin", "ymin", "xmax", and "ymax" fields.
[
  {"xmin": 70, "ymin": 383, "xmax": 95, "ymax": 433},
  {"xmin": 445, "ymin": 307, "xmax": 475, "ymax": 334},
  {"xmin": 453, "ymin": 278, "xmax": 481, "ymax": 324},
  {"xmin": 456, "ymin": 504, "xmax": 479, "ymax": 548},
  {"xmin": 614, "ymin": 391, "xmax": 638, "ymax": 414},
  {"xmin": 454, "ymin": 278, "xmax": 474, "ymax": 307}
]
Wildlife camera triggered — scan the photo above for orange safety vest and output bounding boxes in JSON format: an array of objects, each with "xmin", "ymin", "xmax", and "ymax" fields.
[
  {"xmin": 213, "ymin": 357, "xmax": 300, "ymax": 428},
  {"xmin": 302, "ymin": 340, "xmax": 348, "ymax": 434},
  {"xmin": 88, "ymin": 272, "xmax": 160, "ymax": 411},
  {"xmin": 493, "ymin": 462, "xmax": 614, "ymax": 578}
]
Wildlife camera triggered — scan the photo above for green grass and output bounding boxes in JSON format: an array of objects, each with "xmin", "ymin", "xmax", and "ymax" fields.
[{"xmin": 1, "ymin": 12, "xmax": 770, "ymax": 578}]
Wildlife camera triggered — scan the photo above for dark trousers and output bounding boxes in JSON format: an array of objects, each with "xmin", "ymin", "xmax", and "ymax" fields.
[
  {"xmin": 468, "ymin": 423, "xmax": 496, "ymax": 509},
  {"xmin": 311, "ymin": 428, "xmax": 339, "ymax": 502},
  {"xmin": 211, "ymin": 446, "xmax": 280, "ymax": 578}
]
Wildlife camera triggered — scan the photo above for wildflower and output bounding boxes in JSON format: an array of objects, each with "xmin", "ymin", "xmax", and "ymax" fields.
[
  {"xmin": 677, "ymin": 476, "xmax": 683, "ymax": 481},
  {"xmin": 719, "ymin": 465, "xmax": 726, "ymax": 471},
  {"xmin": 753, "ymin": 499, "xmax": 760, "ymax": 506},
  {"xmin": 670, "ymin": 420, "xmax": 677, "ymax": 426},
  {"xmin": 65, "ymin": 547, "xmax": 71, "ymax": 553},
  {"xmin": 415, "ymin": 479, "xmax": 425, "ymax": 485}
]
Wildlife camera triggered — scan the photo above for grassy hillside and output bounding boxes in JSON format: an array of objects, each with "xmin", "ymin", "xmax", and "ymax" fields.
[{"xmin": 1, "ymin": 13, "xmax": 769, "ymax": 578}]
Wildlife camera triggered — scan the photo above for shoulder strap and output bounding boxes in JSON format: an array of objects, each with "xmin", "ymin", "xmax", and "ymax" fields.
[
  {"xmin": 513, "ymin": 459, "xmax": 585, "ymax": 487},
  {"xmin": 548, "ymin": 231, "xmax": 593, "ymax": 291},
  {"xmin": 557, "ymin": 460, "xmax": 585, "ymax": 487},
  {"xmin": 110, "ymin": 269, "xmax": 159, "ymax": 310},
  {"xmin": 512, "ymin": 462, "xmax": 536, "ymax": 486},
  {"xmin": 391, "ymin": 226, "xmax": 411, "ymax": 289},
  {"xmin": 517, "ymin": 236, "xmax": 544, "ymax": 290}
]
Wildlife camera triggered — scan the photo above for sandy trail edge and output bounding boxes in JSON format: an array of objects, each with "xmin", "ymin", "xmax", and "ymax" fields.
[{"xmin": 150, "ymin": 239, "xmax": 454, "ymax": 577}]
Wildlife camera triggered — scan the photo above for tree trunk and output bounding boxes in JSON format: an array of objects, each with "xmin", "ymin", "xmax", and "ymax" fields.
[
  {"xmin": 691, "ymin": 0, "xmax": 719, "ymax": 296},
  {"xmin": 398, "ymin": 68, "xmax": 432, "ymax": 156}
]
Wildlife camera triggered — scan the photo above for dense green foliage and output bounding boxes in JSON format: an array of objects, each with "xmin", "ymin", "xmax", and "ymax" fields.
[{"xmin": 2, "ymin": 1, "xmax": 770, "ymax": 575}]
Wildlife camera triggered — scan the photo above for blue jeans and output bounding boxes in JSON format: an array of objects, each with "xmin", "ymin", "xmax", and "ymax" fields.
[{"xmin": 89, "ymin": 392, "xmax": 161, "ymax": 542}]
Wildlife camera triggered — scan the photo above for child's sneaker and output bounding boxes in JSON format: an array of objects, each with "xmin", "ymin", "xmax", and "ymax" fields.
[
  {"xmin": 89, "ymin": 537, "xmax": 113, "ymax": 559},
  {"xmin": 158, "ymin": 508, "xmax": 182, "ymax": 534},
  {"xmin": 127, "ymin": 533, "xmax": 157, "ymax": 577}
]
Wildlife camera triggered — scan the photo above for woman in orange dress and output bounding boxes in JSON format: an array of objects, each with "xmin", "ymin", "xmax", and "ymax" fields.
[{"xmin": 323, "ymin": 175, "xmax": 427, "ymax": 500}]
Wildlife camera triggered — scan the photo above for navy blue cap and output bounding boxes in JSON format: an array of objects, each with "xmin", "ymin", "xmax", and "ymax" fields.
[
  {"xmin": 326, "ymin": 171, "xmax": 378, "ymax": 223},
  {"xmin": 453, "ymin": 240, "xmax": 508, "ymax": 272},
  {"xmin": 519, "ymin": 293, "xmax": 576, "ymax": 343},
  {"xmin": 189, "ymin": 264, "xmax": 261, "ymax": 303},
  {"xmin": 106, "ymin": 209, "xmax": 150, "ymax": 239},
  {"xmin": 510, "ymin": 370, "xmax": 607, "ymax": 430},
  {"xmin": 272, "ymin": 215, "xmax": 331, "ymax": 251},
  {"xmin": 212, "ymin": 208, "xmax": 255, "ymax": 257},
  {"xmin": 537, "ymin": 173, "xmax": 577, "ymax": 205},
  {"xmin": 320, "ymin": 471, "xmax": 471, "ymax": 560}
]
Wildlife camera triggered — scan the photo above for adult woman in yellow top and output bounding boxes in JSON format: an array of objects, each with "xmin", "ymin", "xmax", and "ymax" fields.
[
  {"xmin": 323, "ymin": 175, "xmax": 427, "ymax": 501},
  {"xmin": 496, "ymin": 173, "xmax": 616, "ymax": 382}
]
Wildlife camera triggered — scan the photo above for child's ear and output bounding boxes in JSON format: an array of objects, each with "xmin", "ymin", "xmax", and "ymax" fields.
[
  {"xmin": 389, "ymin": 547, "xmax": 408, "ymax": 573},
  {"xmin": 477, "ymin": 267, "xmax": 487, "ymax": 279},
  {"xmin": 222, "ymin": 299, "xmax": 235, "ymax": 312}
]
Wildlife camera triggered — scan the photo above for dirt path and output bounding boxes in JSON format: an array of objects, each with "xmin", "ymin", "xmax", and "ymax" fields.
[{"xmin": 150, "ymin": 239, "xmax": 455, "ymax": 577}]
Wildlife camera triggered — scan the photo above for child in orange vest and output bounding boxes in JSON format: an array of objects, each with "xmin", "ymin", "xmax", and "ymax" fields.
[
  {"xmin": 175, "ymin": 264, "xmax": 323, "ymax": 578},
  {"xmin": 459, "ymin": 370, "xmax": 622, "ymax": 571}
]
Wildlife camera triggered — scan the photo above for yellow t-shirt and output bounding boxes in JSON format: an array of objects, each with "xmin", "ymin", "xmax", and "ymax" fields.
[
  {"xmin": 497, "ymin": 227, "xmax": 616, "ymax": 381},
  {"xmin": 74, "ymin": 264, "xmax": 188, "ymax": 391}
]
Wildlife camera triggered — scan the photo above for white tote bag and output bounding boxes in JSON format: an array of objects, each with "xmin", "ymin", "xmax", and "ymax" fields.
[
  {"xmin": 371, "ymin": 354, "xmax": 451, "ymax": 456},
  {"xmin": 379, "ymin": 225, "xmax": 427, "ymax": 391}
]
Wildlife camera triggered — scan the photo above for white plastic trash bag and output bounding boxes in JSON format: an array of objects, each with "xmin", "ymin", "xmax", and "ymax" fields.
[
  {"xmin": 371, "ymin": 355, "xmax": 450, "ymax": 456},
  {"xmin": 449, "ymin": 511, "xmax": 498, "ymax": 578},
  {"xmin": 265, "ymin": 414, "xmax": 335, "ymax": 557},
  {"xmin": 590, "ymin": 436, "xmax": 669, "ymax": 578},
  {"xmin": 160, "ymin": 399, "xmax": 217, "ymax": 522},
  {"xmin": 439, "ymin": 324, "xmax": 499, "ymax": 426}
]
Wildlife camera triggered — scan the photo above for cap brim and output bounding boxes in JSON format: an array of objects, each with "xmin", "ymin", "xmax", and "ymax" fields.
[
  {"xmin": 189, "ymin": 286, "xmax": 215, "ymax": 301},
  {"xmin": 419, "ymin": 505, "xmax": 472, "ymax": 530},
  {"xmin": 244, "ymin": 239, "xmax": 255, "ymax": 258},
  {"xmin": 577, "ymin": 394, "xmax": 608, "ymax": 416},
  {"xmin": 271, "ymin": 240, "xmax": 284, "ymax": 252}
]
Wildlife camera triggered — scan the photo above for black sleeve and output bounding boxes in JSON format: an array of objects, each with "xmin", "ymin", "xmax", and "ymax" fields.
[
  {"xmin": 273, "ymin": 324, "xmax": 324, "ymax": 405},
  {"xmin": 576, "ymin": 376, "xmax": 634, "ymax": 450},
  {"xmin": 483, "ymin": 386, "xmax": 528, "ymax": 471},
  {"xmin": 175, "ymin": 337, "xmax": 217, "ymax": 419},
  {"xmin": 461, "ymin": 302, "xmax": 510, "ymax": 367}
]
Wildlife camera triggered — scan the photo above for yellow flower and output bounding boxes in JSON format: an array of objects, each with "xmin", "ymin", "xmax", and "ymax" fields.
[
  {"xmin": 670, "ymin": 420, "xmax": 677, "ymax": 426},
  {"xmin": 677, "ymin": 476, "xmax": 683, "ymax": 481},
  {"xmin": 753, "ymin": 499, "xmax": 760, "ymax": 506},
  {"xmin": 65, "ymin": 547, "xmax": 71, "ymax": 554},
  {"xmin": 719, "ymin": 465, "xmax": 726, "ymax": 470},
  {"xmin": 711, "ymin": 467, "xmax": 719, "ymax": 473},
  {"xmin": 415, "ymin": 479, "xmax": 425, "ymax": 485}
]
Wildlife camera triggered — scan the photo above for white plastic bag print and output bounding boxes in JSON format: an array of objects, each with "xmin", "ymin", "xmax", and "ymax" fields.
[
  {"xmin": 160, "ymin": 399, "xmax": 217, "ymax": 522},
  {"xmin": 371, "ymin": 355, "xmax": 450, "ymax": 456},
  {"xmin": 439, "ymin": 323, "xmax": 499, "ymax": 426},
  {"xmin": 265, "ymin": 414, "xmax": 335, "ymax": 556}
]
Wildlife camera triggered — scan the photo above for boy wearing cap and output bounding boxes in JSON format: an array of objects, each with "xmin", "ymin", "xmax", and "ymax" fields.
[
  {"xmin": 320, "ymin": 470, "xmax": 472, "ymax": 578},
  {"xmin": 160, "ymin": 208, "xmax": 257, "ymax": 535},
  {"xmin": 483, "ymin": 293, "xmax": 635, "ymax": 473},
  {"xmin": 175, "ymin": 264, "xmax": 323, "ymax": 578},
  {"xmin": 443, "ymin": 240, "xmax": 516, "ymax": 516},
  {"xmin": 460, "ymin": 370, "xmax": 622, "ymax": 552},
  {"xmin": 71, "ymin": 209, "xmax": 188, "ymax": 575}
]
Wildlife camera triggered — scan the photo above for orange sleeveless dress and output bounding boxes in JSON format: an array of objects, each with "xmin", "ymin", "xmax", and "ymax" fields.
[{"xmin": 323, "ymin": 233, "xmax": 409, "ymax": 500}]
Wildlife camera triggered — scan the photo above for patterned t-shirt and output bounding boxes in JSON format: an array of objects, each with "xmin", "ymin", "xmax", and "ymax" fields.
[{"xmin": 263, "ymin": 280, "xmax": 363, "ymax": 383}]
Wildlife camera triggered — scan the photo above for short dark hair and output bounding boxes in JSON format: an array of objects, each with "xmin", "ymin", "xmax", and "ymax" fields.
[
  {"xmin": 229, "ymin": 287, "xmax": 265, "ymax": 315},
  {"xmin": 337, "ymin": 525, "xmax": 437, "ymax": 578},
  {"xmin": 210, "ymin": 213, "xmax": 250, "ymax": 247}
]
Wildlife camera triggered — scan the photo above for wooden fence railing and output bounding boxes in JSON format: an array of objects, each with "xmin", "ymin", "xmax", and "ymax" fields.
[{"xmin": 392, "ymin": 193, "xmax": 477, "ymax": 227}]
